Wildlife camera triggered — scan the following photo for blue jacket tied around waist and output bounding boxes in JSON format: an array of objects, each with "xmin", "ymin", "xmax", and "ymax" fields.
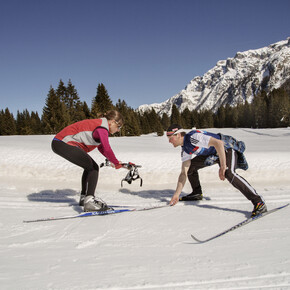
[
  {"xmin": 183, "ymin": 131, "xmax": 248, "ymax": 170},
  {"xmin": 219, "ymin": 134, "xmax": 248, "ymax": 170}
]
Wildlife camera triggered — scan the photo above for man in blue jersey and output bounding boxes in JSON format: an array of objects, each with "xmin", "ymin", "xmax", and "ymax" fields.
[{"xmin": 166, "ymin": 124, "xmax": 267, "ymax": 217}]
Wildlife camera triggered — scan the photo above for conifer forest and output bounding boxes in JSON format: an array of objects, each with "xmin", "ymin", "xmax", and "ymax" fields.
[{"xmin": 1, "ymin": 79, "xmax": 290, "ymax": 136}]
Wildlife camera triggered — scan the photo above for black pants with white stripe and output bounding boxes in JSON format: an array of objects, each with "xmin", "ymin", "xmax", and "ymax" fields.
[{"xmin": 187, "ymin": 149, "xmax": 262, "ymax": 205}]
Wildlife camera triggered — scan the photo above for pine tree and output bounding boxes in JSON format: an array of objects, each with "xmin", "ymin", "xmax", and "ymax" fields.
[
  {"xmin": 215, "ymin": 106, "xmax": 226, "ymax": 128},
  {"xmin": 146, "ymin": 109, "xmax": 163, "ymax": 135},
  {"xmin": 73, "ymin": 101, "xmax": 86, "ymax": 123},
  {"xmin": 16, "ymin": 110, "xmax": 25, "ymax": 134},
  {"xmin": 231, "ymin": 106, "xmax": 239, "ymax": 128},
  {"xmin": 252, "ymin": 92, "xmax": 267, "ymax": 128},
  {"xmin": 155, "ymin": 121, "xmax": 164, "ymax": 136},
  {"xmin": 55, "ymin": 79, "xmax": 85, "ymax": 123},
  {"xmin": 0, "ymin": 108, "xmax": 16, "ymax": 135},
  {"xmin": 115, "ymin": 99, "xmax": 141, "ymax": 136},
  {"xmin": 125, "ymin": 109, "xmax": 141, "ymax": 136},
  {"xmin": 161, "ymin": 113, "xmax": 170, "ymax": 130},
  {"xmin": 170, "ymin": 104, "xmax": 181, "ymax": 124},
  {"xmin": 238, "ymin": 101, "xmax": 252, "ymax": 128},
  {"xmin": 56, "ymin": 79, "xmax": 67, "ymax": 104},
  {"xmin": 147, "ymin": 109, "xmax": 158, "ymax": 129},
  {"xmin": 139, "ymin": 112, "xmax": 151, "ymax": 134},
  {"xmin": 181, "ymin": 108, "xmax": 192, "ymax": 128},
  {"xmin": 66, "ymin": 79, "xmax": 85, "ymax": 122},
  {"xmin": 82, "ymin": 101, "xmax": 91, "ymax": 119},
  {"xmin": 0, "ymin": 110, "xmax": 3, "ymax": 135},
  {"xmin": 91, "ymin": 83, "xmax": 114, "ymax": 117},
  {"xmin": 30, "ymin": 111, "xmax": 42, "ymax": 134},
  {"xmin": 268, "ymin": 88, "xmax": 290, "ymax": 127},
  {"xmin": 42, "ymin": 86, "xmax": 70, "ymax": 134},
  {"xmin": 16, "ymin": 109, "xmax": 33, "ymax": 135},
  {"xmin": 199, "ymin": 109, "xmax": 214, "ymax": 128},
  {"xmin": 191, "ymin": 110, "xmax": 200, "ymax": 128}
]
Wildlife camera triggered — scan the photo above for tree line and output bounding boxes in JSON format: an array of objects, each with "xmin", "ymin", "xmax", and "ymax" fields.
[{"xmin": 0, "ymin": 79, "xmax": 289, "ymax": 136}]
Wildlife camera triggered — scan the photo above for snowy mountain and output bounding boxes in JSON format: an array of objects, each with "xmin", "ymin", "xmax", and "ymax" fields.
[{"xmin": 138, "ymin": 38, "xmax": 290, "ymax": 115}]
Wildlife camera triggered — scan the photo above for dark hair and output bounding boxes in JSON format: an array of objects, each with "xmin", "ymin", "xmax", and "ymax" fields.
[
  {"xmin": 166, "ymin": 124, "xmax": 182, "ymax": 132},
  {"xmin": 166, "ymin": 124, "xmax": 186, "ymax": 137},
  {"xmin": 103, "ymin": 110, "xmax": 124, "ymax": 125}
]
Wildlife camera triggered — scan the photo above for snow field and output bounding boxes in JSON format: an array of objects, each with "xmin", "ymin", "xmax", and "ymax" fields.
[{"xmin": 0, "ymin": 128, "xmax": 290, "ymax": 289}]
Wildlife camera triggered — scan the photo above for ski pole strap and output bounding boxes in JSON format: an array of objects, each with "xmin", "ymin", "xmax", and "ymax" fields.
[
  {"xmin": 100, "ymin": 159, "xmax": 143, "ymax": 187},
  {"xmin": 121, "ymin": 163, "xmax": 143, "ymax": 187}
]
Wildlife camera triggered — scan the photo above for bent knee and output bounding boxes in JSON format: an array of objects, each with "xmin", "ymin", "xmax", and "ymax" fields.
[{"xmin": 225, "ymin": 169, "xmax": 235, "ymax": 182}]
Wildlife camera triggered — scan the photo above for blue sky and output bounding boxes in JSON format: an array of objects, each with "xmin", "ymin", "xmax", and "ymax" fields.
[{"xmin": 1, "ymin": 0, "xmax": 289, "ymax": 116}]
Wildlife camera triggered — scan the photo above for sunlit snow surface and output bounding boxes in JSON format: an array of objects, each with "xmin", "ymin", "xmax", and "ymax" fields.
[{"xmin": 1, "ymin": 128, "xmax": 290, "ymax": 289}]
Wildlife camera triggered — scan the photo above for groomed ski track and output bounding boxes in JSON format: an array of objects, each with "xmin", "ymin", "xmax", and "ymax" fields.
[{"xmin": 1, "ymin": 128, "xmax": 290, "ymax": 289}]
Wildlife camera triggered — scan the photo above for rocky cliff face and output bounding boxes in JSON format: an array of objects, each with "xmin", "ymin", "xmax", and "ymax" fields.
[{"xmin": 138, "ymin": 38, "xmax": 290, "ymax": 115}]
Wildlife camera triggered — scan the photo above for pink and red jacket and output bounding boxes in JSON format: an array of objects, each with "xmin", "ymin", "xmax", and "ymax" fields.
[{"xmin": 54, "ymin": 118, "xmax": 119, "ymax": 165}]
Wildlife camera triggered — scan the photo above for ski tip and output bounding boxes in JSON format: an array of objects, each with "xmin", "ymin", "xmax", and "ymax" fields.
[{"xmin": 191, "ymin": 234, "xmax": 203, "ymax": 243}]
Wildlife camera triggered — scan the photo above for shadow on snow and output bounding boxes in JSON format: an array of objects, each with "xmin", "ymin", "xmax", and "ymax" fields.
[{"xmin": 26, "ymin": 188, "xmax": 250, "ymax": 217}]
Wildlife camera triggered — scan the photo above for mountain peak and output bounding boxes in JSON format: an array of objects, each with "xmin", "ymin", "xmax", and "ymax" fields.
[{"xmin": 138, "ymin": 38, "xmax": 290, "ymax": 115}]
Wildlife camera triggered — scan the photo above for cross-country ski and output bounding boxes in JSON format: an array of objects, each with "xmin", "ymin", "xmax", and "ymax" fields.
[
  {"xmin": 23, "ymin": 204, "xmax": 169, "ymax": 223},
  {"xmin": 191, "ymin": 203, "xmax": 289, "ymax": 243}
]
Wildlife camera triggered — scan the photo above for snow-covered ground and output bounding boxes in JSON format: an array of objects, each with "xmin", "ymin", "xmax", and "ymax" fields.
[{"xmin": 1, "ymin": 128, "xmax": 290, "ymax": 290}]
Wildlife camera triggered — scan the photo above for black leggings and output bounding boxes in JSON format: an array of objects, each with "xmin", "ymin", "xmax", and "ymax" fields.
[{"xmin": 51, "ymin": 139, "xmax": 99, "ymax": 196}]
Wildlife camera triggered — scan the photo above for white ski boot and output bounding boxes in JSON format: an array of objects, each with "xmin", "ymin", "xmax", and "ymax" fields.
[{"xmin": 83, "ymin": 196, "xmax": 112, "ymax": 212}]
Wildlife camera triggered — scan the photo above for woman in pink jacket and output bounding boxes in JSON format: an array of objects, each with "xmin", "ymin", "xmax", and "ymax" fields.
[{"xmin": 51, "ymin": 110, "xmax": 124, "ymax": 212}]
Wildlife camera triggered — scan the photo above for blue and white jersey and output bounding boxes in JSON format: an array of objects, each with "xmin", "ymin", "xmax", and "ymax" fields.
[{"xmin": 181, "ymin": 130, "xmax": 221, "ymax": 162}]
